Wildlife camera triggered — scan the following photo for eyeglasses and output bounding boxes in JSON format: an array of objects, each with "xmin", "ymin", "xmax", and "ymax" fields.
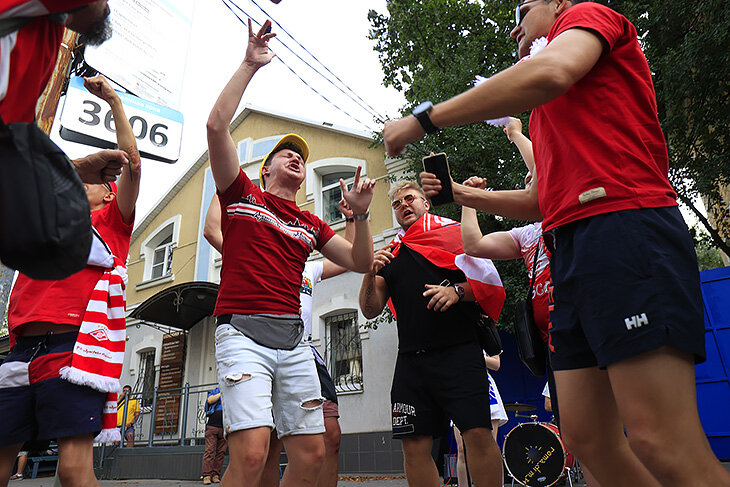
[
  {"xmin": 391, "ymin": 194, "xmax": 424, "ymax": 211},
  {"xmin": 515, "ymin": 0, "xmax": 541, "ymax": 26}
]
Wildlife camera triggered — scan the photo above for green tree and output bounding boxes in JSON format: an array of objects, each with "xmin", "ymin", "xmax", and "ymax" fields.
[{"xmin": 369, "ymin": 0, "xmax": 535, "ymax": 329}]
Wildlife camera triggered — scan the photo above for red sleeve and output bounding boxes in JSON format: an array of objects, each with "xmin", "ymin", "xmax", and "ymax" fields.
[
  {"xmin": 549, "ymin": 2, "xmax": 626, "ymax": 51},
  {"xmin": 1, "ymin": 0, "xmax": 95, "ymax": 16},
  {"xmin": 218, "ymin": 169, "xmax": 253, "ymax": 208},
  {"xmin": 315, "ymin": 218, "xmax": 336, "ymax": 251},
  {"xmin": 92, "ymin": 199, "xmax": 134, "ymax": 261}
]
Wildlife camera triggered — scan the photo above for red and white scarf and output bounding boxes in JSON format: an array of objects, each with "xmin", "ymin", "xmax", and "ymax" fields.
[
  {"xmin": 388, "ymin": 213, "xmax": 506, "ymax": 322},
  {"xmin": 60, "ymin": 247, "xmax": 128, "ymax": 444}
]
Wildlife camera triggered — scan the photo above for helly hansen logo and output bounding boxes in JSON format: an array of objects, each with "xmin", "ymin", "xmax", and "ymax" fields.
[{"xmin": 625, "ymin": 313, "xmax": 649, "ymax": 330}]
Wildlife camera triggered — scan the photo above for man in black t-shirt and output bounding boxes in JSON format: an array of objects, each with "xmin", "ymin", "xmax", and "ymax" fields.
[{"xmin": 359, "ymin": 181, "xmax": 503, "ymax": 487}]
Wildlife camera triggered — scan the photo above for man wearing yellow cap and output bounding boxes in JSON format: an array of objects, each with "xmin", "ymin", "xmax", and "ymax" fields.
[{"xmin": 205, "ymin": 19, "xmax": 375, "ymax": 487}]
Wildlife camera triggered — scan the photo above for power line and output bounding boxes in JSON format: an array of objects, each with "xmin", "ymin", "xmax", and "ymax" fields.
[
  {"xmin": 219, "ymin": 0, "xmax": 376, "ymax": 131},
  {"xmin": 247, "ymin": 0, "xmax": 388, "ymax": 123}
]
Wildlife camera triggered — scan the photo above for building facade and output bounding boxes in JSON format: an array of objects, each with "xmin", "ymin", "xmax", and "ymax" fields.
[{"xmin": 120, "ymin": 105, "xmax": 410, "ymax": 473}]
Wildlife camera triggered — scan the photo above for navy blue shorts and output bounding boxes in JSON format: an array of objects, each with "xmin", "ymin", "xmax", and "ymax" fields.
[
  {"xmin": 547, "ymin": 206, "xmax": 705, "ymax": 370},
  {"xmin": 0, "ymin": 332, "xmax": 107, "ymax": 447}
]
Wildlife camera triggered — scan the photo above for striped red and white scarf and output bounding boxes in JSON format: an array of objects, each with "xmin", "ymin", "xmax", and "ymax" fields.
[
  {"xmin": 60, "ymin": 244, "xmax": 128, "ymax": 444},
  {"xmin": 389, "ymin": 213, "xmax": 506, "ymax": 322}
]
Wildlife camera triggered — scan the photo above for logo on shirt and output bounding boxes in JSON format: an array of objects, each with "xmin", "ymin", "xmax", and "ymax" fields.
[
  {"xmin": 300, "ymin": 276, "xmax": 313, "ymax": 296},
  {"xmin": 624, "ymin": 313, "xmax": 648, "ymax": 330}
]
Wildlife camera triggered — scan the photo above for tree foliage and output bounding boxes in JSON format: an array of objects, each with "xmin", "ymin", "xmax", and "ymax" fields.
[{"xmin": 368, "ymin": 0, "xmax": 729, "ymax": 329}]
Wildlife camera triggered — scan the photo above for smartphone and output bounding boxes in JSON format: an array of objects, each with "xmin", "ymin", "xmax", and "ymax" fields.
[{"xmin": 422, "ymin": 152, "xmax": 454, "ymax": 206}]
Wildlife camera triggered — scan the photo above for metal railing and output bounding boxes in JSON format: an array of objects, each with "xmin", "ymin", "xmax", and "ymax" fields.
[{"xmin": 117, "ymin": 382, "xmax": 218, "ymax": 448}]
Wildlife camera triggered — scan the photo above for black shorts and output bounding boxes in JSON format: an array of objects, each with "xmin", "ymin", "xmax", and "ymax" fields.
[
  {"xmin": 391, "ymin": 341, "xmax": 492, "ymax": 439},
  {"xmin": 0, "ymin": 332, "xmax": 108, "ymax": 447},
  {"xmin": 548, "ymin": 206, "xmax": 705, "ymax": 370}
]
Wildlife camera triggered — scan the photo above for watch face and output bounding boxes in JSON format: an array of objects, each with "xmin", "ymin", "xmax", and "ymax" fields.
[{"xmin": 414, "ymin": 101, "xmax": 433, "ymax": 115}]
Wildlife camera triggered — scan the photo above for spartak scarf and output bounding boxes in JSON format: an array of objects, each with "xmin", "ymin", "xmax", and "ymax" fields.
[{"xmin": 388, "ymin": 213, "xmax": 505, "ymax": 321}]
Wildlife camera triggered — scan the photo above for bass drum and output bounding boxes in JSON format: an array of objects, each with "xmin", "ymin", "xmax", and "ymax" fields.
[{"xmin": 502, "ymin": 422, "xmax": 573, "ymax": 487}]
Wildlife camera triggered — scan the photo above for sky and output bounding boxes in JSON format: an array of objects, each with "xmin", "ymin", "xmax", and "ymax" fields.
[{"xmin": 51, "ymin": 0, "xmax": 407, "ymax": 222}]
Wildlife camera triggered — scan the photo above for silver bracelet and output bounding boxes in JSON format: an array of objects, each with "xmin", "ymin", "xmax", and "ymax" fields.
[{"xmin": 353, "ymin": 211, "xmax": 369, "ymax": 221}]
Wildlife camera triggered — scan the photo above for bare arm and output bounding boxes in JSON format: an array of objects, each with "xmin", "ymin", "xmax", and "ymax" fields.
[
  {"xmin": 207, "ymin": 392, "xmax": 222, "ymax": 405},
  {"xmin": 321, "ymin": 199, "xmax": 355, "ymax": 279},
  {"xmin": 485, "ymin": 354, "xmax": 501, "ymax": 371},
  {"xmin": 84, "ymin": 75, "xmax": 140, "ymax": 224},
  {"xmin": 383, "ymin": 28, "xmax": 604, "ymax": 156},
  {"xmin": 207, "ymin": 19, "xmax": 276, "ymax": 193},
  {"xmin": 204, "ymin": 195, "xmax": 223, "ymax": 254},
  {"xmin": 358, "ymin": 244, "xmax": 394, "ymax": 319}
]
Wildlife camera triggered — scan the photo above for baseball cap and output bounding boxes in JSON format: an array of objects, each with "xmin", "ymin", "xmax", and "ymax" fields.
[{"xmin": 259, "ymin": 134, "xmax": 309, "ymax": 189}]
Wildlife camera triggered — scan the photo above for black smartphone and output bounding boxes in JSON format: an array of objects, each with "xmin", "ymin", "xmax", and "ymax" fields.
[{"xmin": 422, "ymin": 152, "xmax": 454, "ymax": 206}]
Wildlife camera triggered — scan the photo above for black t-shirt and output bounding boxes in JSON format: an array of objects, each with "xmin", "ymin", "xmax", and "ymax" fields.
[
  {"xmin": 378, "ymin": 246, "xmax": 479, "ymax": 352},
  {"xmin": 207, "ymin": 409, "xmax": 223, "ymax": 428}
]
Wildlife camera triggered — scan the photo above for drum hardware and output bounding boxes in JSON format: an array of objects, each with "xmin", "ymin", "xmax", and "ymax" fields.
[{"xmin": 505, "ymin": 402, "xmax": 537, "ymax": 412}]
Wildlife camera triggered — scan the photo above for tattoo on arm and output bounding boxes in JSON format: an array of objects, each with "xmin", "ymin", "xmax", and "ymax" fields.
[{"xmin": 125, "ymin": 145, "xmax": 141, "ymax": 182}]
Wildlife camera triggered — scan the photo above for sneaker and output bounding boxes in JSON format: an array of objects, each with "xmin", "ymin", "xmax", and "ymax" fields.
[
  {"xmin": 203, "ymin": 476, "xmax": 212, "ymax": 485},
  {"xmin": 10, "ymin": 473, "xmax": 23, "ymax": 480},
  {"xmin": 212, "ymin": 475, "xmax": 220, "ymax": 483}
]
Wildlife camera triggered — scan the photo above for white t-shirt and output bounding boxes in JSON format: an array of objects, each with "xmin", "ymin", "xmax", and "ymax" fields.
[
  {"xmin": 300, "ymin": 261, "xmax": 326, "ymax": 366},
  {"xmin": 542, "ymin": 382, "xmax": 550, "ymax": 398}
]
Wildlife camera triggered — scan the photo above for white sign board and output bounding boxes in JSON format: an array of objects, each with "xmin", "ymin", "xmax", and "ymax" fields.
[
  {"xmin": 60, "ymin": 76, "xmax": 183, "ymax": 163},
  {"xmin": 84, "ymin": 0, "xmax": 195, "ymax": 109}
]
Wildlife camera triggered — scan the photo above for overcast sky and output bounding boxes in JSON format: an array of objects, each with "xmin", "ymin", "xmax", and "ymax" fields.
[{"xmin": 52, "ymin": 0, "xmax": 406, "ymax": 222}]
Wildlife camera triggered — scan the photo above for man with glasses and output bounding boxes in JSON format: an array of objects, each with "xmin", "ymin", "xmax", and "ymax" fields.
[
  {"xmin": 381, "ymin": 1, "xmax": 729, "ymax": 486},
  {"xmin": 359, "ymin": 181, "xmax": 505, "ymax": 487}
]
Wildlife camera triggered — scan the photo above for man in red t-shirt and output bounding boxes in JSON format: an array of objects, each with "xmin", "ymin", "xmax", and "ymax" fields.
[
  {"xmin": 0, "ymin": 75, "xmax": 141, "ymax": 487},
  {"xmin": 381, "ymin": 1, "xmax": 728, "ymax": 486},
  {"xmin": 206, "ymin": 19, "xmax": 375, "ymax": 487},
  {"xmin": 0, "ymin": 0, "xmax": 128, "ymax": 184}
]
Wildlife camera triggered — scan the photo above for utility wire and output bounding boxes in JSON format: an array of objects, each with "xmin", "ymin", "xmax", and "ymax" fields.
[
  {"xmin": 220, "ymin": 0, "xmax": 375, "ymax": 131},
  {"xmin": 247, "ymin": 0, "xmax": 388, "ymax": 123}
]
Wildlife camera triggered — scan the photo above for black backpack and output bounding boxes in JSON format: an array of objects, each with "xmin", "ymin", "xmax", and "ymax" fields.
[{"xmin": 0, "ymin": 118, "xmax": 92, "ymax": 280}]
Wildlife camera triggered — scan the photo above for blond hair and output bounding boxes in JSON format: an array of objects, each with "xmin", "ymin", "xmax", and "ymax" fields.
[{"xmin": 388, "ymin": 180, "xmax": 426, "ymax": 202}]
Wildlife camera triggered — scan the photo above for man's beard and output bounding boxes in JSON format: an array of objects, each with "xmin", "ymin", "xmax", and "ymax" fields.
[{"xmin": 82, "ymin": 15, "xmax": 113, "ymax": 46}]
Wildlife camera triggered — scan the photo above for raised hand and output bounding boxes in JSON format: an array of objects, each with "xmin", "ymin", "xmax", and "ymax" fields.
[
  {"xmin": 382, "ymin": 116, "xmax": 424, "ymax": 157},
  {"xmin": 74, "ymin": 149, "xmax": 129, "ymax": 184},
  {"xmin": 463, "ymin": 176, "xmax": 487, "ymax": 190},
  {"xmin": 339, "ymin": 198, "xmax": 355, "ymax": 220},
  {"xmin": 419, "ymin": 171, "xmax": 444, "ymax": 199},
  {"xmin": 503, "ymin": 117, "xmax": 523, "ymax": 143},
  {"xmin": 84, "ymin": 75, "xmax": 118, "ymax": 103},
  {"xmin": 245, "ymin": 18, "xmax": 277, "ymax": 68},
  {"xmin": 340, "ymin": 166, "xmax": 375, "ymax": 216}
]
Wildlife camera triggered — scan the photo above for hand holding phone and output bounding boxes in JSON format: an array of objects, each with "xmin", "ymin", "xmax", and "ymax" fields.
[{"xmin": 422, "ymin": 152, "xmax": 454, "ymax": 206}]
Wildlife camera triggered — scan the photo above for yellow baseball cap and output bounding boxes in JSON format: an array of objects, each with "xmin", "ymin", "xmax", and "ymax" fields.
[{"xmin": 259, "ymin": 134, "xmax": 310, "ymax": 189}]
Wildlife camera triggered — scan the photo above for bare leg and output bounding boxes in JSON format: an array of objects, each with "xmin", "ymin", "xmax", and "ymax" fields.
[
  {"xmin": 317, "ymin": 417, "xmax": 341, "ymax": 487},
  {"xmin": 57, "ymin": 433, "xmax": 100, "ymax": 487},
  {"xmin": 461, "ymin": 427, "xmax": 502, "ymax": 487},
  {"xmin": 125, "ymin": 430, "xmax": 134, "ymax": 448},
  {"xmin": 279, "ymin": 434, "xmax": 324, "ymax": 487},
  {"xmin": 401, "ymin": 436, "xmax": 440, "ymax": 487},
  {"xmin": 555, "ymin": 367, "xmax": 659, "ymax": 487},
  {"xmin": 453, "ymin": 427, "xmax": 469, "ymax": 487},
  {"xmin": 220, "ymin": 427, "xmax": 270, "ymax": 487},
  {"xmin": 608, "ymin": 347, "xmax": 730, "ymax": 487},
  {"xmin": 261, "ymin": 430, "xmax": 283, "ymax": 487},
  {"xmin": 15, "ymin": 453, "xmax": 27, "ymax": 477},
  {"xmin": 490, "ymin": 420, "xmax": 500, "ymax": 442},
  {"xmin": 0, "ymin": 444, "xmax": 23, "ymax": 487}
]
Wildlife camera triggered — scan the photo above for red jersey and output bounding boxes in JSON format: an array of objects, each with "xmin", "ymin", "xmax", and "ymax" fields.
[
  {"xmin": 214, "ymin": 169, "xmax": 336, "ymax": 316},
  {"xmin": 530, "ymin": 2, "xmax": 677, "ymax": 232},
  {"xmin": 0, "ymin": 0, "xmax": 95, "ymax": 122},
  {"xmin": 509, "ymin": 223, "xmax": 550, "ymax": 342},
  {"xmin": 8, "ymin": 199, "xmax": 133, "ymax": 334}
]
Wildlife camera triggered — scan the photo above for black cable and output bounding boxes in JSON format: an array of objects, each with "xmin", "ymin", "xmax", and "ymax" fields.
[{"xmin": 246, "ymin": 0, "xmax": 387, "ymax": 123}]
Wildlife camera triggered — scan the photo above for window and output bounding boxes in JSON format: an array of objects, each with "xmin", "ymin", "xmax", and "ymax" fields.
[
  {"xmin": 251, "ymin": 138, "xmax": 279, "ymax": 161},
  {"xmin": 150, "ymin": 233, "xmax": 173, "ymax": 279},
  {"xmin": 137, "ymin": 350, "xmax": 156, "ymax": 407},
  {"xmin": 321, "ymin": 171, "xmax": 354, "ymax": 224},
  {"xmin": 327, "ymin": 311, "xmax": 363, "ymax": 392},
  {"xmin": 139, "ymin": 215, "xmax": 181, "ymax": 285}
]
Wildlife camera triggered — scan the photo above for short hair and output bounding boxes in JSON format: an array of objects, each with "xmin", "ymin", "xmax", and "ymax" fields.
[
  {"xmin": 123, "ymin": 385, "xmax": 132, "ymax": 391},
  {"xmin": 388, "ymin": 180, "xmax": 427, "ymax": 202}
]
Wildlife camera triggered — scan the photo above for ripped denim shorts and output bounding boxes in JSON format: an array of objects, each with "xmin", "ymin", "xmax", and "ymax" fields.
[{"xmin": 214, "ymin": 323, "xmax": 325, "ymax": 438}]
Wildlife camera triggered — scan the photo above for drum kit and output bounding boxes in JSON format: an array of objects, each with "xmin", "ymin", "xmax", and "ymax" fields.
[{"xmin": 501, "ymin": 402, "xmax": 582, "ymax": 487}]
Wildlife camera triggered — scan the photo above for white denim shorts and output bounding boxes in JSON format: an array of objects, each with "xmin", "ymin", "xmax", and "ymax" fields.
[{"xmin": 214, "ymin": 323, "xmax": 325, "ymax": 438}]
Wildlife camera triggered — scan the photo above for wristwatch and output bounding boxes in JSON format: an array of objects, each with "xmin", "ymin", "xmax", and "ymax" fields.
[
  {"xmin": 412, "ymin": 101, "xmax": 440, "ymax": 135},
  {"xmin": 453, "ymin": 283, "xmax": 465, "ymax": 301}
]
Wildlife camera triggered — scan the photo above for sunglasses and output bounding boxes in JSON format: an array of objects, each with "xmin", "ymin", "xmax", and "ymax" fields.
[
  {"xmin": 515, "ymin": 0, "xmax": 542, "ymax": 26},
  {"xmin": 391, "ymin": 194, "xmax": 424, "ymax": 211}
]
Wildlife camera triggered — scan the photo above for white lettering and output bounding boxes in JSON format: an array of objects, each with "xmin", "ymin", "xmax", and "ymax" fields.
[
  {"xmin": 624, "ymin": 316, "xmax": 637, "ymax": 329},
  {"xmin": 625, "ymin": 313, "xmax": 649, "ymax": 330},
  {"xmin": 637, "ymin": 313, "xmax": 649, "ymax": 327}
]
